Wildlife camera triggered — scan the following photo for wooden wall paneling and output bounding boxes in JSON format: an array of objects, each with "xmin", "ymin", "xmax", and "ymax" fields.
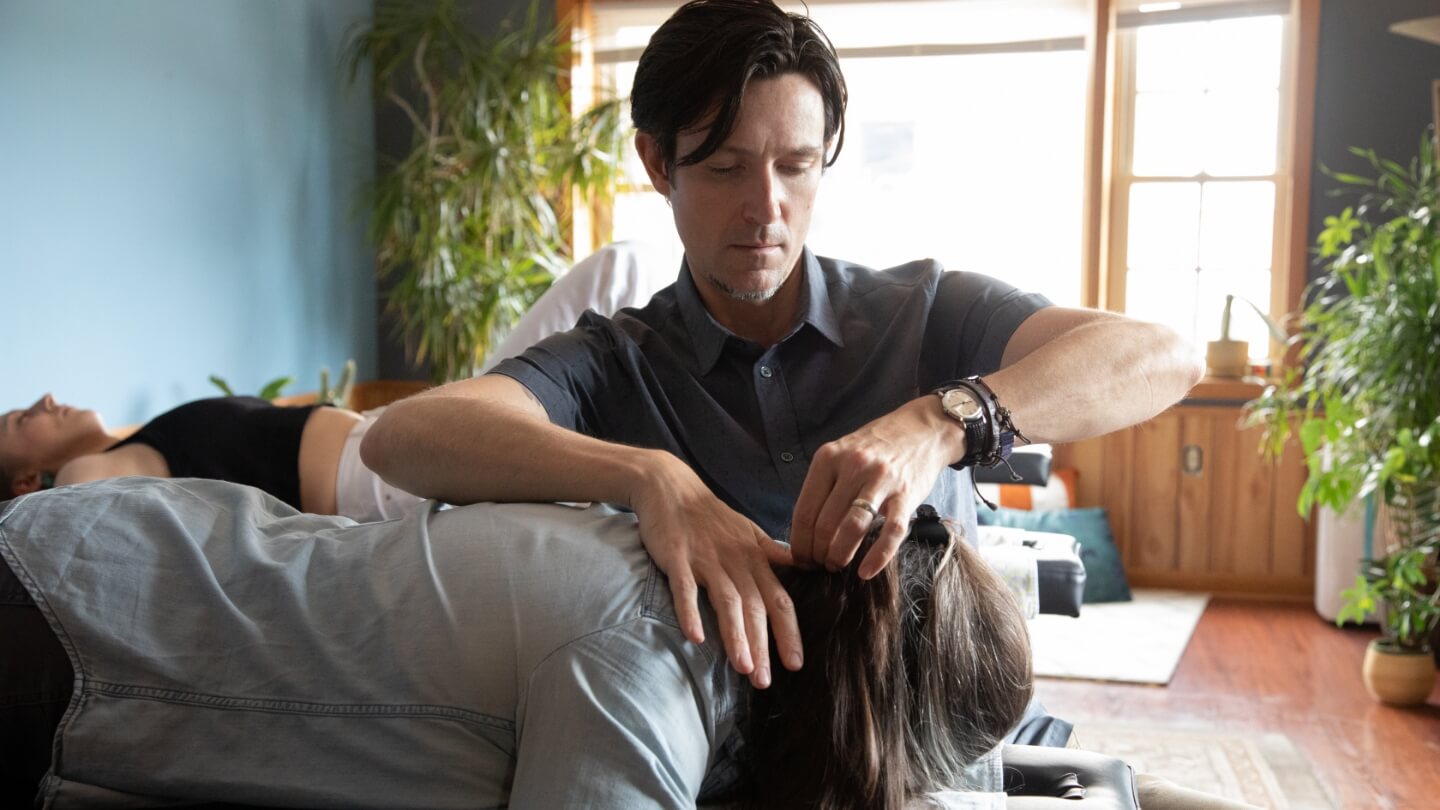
[
  {"xmin": 1057, "ymin": 436, "xmax": 1106, "ymax": 510},
  {"xmin": 1101, "ymin": 427, "xmax": 1136, "ymax": 568},
  {"xmin": 1225, "ymin": 414, "xmax": 1278, "ymax": 576},
  {"xmin": 1177, "ymin": 411, "xmax": 1214, "ymax": 574},
  {"xmin": 1268, "ymin": 427, "xmax": 1310, "ymax": 577},
  {"xmin": 1130, "ymin": 414, "xmax": 1181, "ymax": 572},
  {"xmin": 1207, "ymin": 410, "xmax": 1242, "ymax": 574}
]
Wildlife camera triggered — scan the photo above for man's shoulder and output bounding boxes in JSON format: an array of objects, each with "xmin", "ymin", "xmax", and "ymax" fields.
[
  {"xmin": 815, "ymin": 254, "xmax": 946, "ymax": 291},
  {"xmin": 603, "ymin": 282, "xmax": 682, "ymax": 335}
]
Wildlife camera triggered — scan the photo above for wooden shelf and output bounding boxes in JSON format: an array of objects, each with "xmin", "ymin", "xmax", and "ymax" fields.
[{"xmin": 1183, "ymin": 377, "xmax": 1271, "ymax": 404}]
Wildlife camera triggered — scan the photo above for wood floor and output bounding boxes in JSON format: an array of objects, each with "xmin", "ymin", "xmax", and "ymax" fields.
[{"xmin": 1034, "ymin": 598, "xmax": 1440, "ymax": 810}]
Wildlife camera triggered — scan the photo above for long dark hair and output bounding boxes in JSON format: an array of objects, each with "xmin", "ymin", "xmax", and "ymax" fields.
[
  {"xmin": 630, "ymin": 0, "xmax": 848, "ymax": 172},
  {"xmin": 742, "ymin": 515, "xmax": 1033, "ymax": 809}
]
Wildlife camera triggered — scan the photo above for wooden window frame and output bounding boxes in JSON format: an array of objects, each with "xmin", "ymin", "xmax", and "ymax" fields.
[{"xmin": 1094, "ymin": 0, "xmax": 1319, "ymax": 369}]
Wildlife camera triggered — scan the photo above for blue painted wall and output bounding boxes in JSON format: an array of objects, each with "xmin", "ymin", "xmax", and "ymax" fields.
[{"xmin": 0, "ymin": 0, "xmax": 377, "ymax": 426}]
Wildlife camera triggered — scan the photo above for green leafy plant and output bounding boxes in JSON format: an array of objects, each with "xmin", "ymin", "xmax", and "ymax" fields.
[
  {"xmin": 317, "ymin": 360, "xmax": 357, "ymax": 408},
  {"xmin": 209, "ymin": 374, "xmax": 294, "ymax": 402},
  {"xmin": 209, "ymin": 359, "xmax": 355, "ymax": 407},
  {"xmin": 346, "ymin": 0, "xmax": 626, "ymax": 383},
  {"xmin": 1337, "ymin": 536, "xmax": 1439, "ymax": 651},
  {"xmin": 1218, "ymin": 293, "xmax": 1287, "ymax": 344},
  {"xmin": 1246, "ymin": 129, "xmax": 1440, "ymax": 652}
]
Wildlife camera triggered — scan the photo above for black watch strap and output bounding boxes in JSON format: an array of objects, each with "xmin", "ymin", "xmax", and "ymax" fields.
[{"xmin": 933, "ymin": 376, "xmax": 1025, "ymax": 470}]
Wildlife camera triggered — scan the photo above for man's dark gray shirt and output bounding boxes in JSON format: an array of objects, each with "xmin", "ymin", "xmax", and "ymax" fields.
[{"xmin": 491, "ymin": 248, "xmax": 1051, "ymax": 543}]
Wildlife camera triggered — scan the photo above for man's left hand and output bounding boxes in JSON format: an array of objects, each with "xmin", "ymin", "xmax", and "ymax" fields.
[{"xmin": 788, "ymin": 395, "xmax": 965, "ymax": 579}]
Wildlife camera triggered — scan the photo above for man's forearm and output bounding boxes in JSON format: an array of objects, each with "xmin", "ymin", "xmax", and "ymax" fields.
[
  {"xmin": 984, "ymin": 317, "xmax": 1204, "ymax": 444},
  {"xmin": 360, "ymin": 378, "xmax": 661, "ymax": 508}
]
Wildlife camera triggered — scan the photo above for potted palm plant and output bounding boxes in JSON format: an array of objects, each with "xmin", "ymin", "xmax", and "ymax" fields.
[
  {"xmin": 1248, "ymin": 129, "xmax": 1440, "ymax": 706},
  {"xmin": 347, "ymin": 0, "xmax": 625, "ymax": 382}
]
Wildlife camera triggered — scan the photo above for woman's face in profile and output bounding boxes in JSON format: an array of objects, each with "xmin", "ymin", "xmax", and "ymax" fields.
[{"xmin": 0, "ymin": 394, "xmax": 107, "ymax": 472}]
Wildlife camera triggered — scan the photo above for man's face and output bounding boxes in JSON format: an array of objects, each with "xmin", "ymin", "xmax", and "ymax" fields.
[
  {"xmin": 638, "ymin": 73, "xmax": 828, "ymax": 307},
  {"xmin": 0, "ymin": 394, "xmax": 106, "ymax": 475}
]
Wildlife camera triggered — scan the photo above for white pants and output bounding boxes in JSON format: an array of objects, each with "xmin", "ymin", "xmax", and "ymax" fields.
[{"xmin": 334, "ymin": 408, "xmax": 426, "ymax": 523}]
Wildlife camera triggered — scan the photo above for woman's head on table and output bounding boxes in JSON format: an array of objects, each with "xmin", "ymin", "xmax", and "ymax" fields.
[
  {"xmin": 0, "ymin": 393, "xmax": 113, "ymax": 499},
  {"xmin": 743, "ymin": 512, "xmax": 1033, "ymax": 810}
]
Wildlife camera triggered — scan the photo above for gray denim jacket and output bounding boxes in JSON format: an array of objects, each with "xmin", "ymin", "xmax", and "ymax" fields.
[{"xmin": 0, "ymin": 478, "xmax": 742, "ymax": 809}]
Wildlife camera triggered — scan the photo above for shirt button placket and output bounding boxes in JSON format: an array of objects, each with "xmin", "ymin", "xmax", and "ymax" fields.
[{"xmin": 756, "ymin": 359, "xmax": 805, "ymax": 485}]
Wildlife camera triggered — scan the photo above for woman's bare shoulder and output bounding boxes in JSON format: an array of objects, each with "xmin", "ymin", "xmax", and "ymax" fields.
[{"xmin": 55, "ymin": 444, "xmax": 170, "ymax": 486}]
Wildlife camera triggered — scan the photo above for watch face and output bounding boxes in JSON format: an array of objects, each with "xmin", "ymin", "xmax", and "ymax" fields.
[{"xmin": 942, "ymin": 389, "xmax": 984, "ymax": 421}]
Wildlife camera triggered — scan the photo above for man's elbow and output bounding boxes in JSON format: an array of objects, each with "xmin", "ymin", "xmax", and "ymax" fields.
[
  {"xmin": 1150, "ymin": 322, "xmax": 1206, "ymax": 395},
  {"xmin": 358, "ymin": 412, "xmax": 396, "ymax": 476}
]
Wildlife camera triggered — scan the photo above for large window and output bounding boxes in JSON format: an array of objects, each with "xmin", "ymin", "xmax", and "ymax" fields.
[
  {"xmin": 587, "ymin": 0, "xmax": 1092, "ymax": 307},
  {"xmin": 1112, "ymin": 1, "xmax": 1292, "ymax": 362}
]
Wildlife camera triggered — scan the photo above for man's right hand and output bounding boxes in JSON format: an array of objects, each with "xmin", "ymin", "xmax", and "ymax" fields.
[{"xmin": 628, "ymin": 453, "xmax": 803, "ymax": 689}]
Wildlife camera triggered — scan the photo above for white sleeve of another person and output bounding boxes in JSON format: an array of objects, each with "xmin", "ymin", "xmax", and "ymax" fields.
[{"xmin": 478, "ymin": 240, "xmax": 672, "ymax": 374}]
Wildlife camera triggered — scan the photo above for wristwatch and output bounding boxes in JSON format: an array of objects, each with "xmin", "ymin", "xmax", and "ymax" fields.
[{"xmin": 936, "ymin": 386, "xmax": 988, "ymax": 466}]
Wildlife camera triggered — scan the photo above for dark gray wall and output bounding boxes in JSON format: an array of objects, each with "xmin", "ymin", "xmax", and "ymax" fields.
[
  {"xmin": 1308, "ymin": 0, "xmax": 1440, "ymax": 282},
  {"xmin": 374, "ymin": 0, "xmax": 555, "ymax": 379}
]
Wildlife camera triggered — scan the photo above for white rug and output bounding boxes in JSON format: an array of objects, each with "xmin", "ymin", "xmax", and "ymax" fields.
[{"xmin": 1029, "ymin": 589, "xmax": 1210, "ymax": 684}]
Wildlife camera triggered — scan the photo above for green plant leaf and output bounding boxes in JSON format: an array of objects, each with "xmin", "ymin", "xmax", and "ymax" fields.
[
  {"xmin": 350, "ymin": 0, "xmax": 625, "ymax": 382},
  {"xmin": 257, "ymin": 377, "xmax": 294, "ymax": 402}
]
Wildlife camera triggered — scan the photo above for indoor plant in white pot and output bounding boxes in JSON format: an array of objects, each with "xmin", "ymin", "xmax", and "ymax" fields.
[{"xmin": 1248, "ymin": 130, "xmax": 1440, "ymax": 705}]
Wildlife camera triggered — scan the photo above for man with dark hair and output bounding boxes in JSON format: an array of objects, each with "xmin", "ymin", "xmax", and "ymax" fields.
[{"xmin": 364, "ymin": 0, "xmax": 1203, "ymax": 695}]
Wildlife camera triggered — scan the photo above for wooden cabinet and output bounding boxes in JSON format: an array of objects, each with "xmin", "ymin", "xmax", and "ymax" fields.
[{"xmin": 1055, "ymin": 380, "xmax": 1314, "ymax": 599}]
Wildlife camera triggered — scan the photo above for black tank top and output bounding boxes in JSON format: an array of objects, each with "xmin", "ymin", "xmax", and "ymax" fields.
[{"xmin": 106, "ymin": 397, "xmax": 318, "ymax": 510}]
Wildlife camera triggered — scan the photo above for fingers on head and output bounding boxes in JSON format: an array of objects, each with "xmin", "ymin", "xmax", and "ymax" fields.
[
  {"xmin": 789, "ymin": 464, "xmax": 837, "ymax": 563},
  {"xmin": 860, "ymin": 504, "xmax": 910, "ymax": 579},
  {"xmin": 757, "ymin": 571, "xmax": 803, "ymax": 671}
]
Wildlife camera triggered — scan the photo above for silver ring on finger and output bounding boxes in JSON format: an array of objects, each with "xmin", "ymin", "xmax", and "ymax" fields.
[{"xmin": 851, "ymin": 498, "xmax": 880, "ymax": 519}]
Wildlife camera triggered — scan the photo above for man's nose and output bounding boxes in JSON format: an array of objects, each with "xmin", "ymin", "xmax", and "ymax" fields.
[{"xmin": 742, "ymin": 168, "xmax": 782, "ymax": 225}]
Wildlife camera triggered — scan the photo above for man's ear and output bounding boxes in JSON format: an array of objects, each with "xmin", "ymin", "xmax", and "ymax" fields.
[
  {"xmin": 10, "ymin": 469, "xmax": 44, "ymax": 495},
  {"xmin": 634, "ymin": 131, "xmax": 674, "ymax": 197}
]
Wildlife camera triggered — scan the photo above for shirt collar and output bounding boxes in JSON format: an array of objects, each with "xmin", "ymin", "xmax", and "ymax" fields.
[{"xmin": 676, "ymin": 248, "xmax": 845, "ymax": 375}]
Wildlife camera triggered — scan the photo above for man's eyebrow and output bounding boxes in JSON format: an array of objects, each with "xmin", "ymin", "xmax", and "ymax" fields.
[{"xmin": 712, "ymin": 144, "xmax": 825, "ymax": 160}]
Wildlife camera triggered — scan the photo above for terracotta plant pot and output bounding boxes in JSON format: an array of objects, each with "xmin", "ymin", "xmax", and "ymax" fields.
[
  {"xmin": 1205, "ymin": 339, "xmax": 1250, "ymax": 379},
  {"xmin": 1361, "ymin": 639, "xmax": 1436, "ymax": 706}
]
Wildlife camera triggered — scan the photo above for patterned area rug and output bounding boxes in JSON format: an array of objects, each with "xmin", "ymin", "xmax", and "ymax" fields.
[
  {"xmin": 1029, "ymin": 589, "xmax": 1211, "ymax": 684},
  {"xmin": 1073, "ymin": 725, "xmax": 1336, "ymax": 809}
]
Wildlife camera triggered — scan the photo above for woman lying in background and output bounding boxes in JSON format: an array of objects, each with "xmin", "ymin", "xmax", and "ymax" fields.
[
  {"xmin": 0, "ymin": 242, "xmax": 673, "ymax": 522},
  {"xmin": 0, "ymin": 392, "xmax": 418, "ymax": 521},
  {"xmin": 0, "ymin": 477, "xmax": 1031, "ymax": 809}
]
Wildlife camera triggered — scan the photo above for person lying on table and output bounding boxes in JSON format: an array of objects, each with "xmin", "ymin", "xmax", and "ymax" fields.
[
  {"xmin": 0, "ymin": 244, "xmax": 672, "ymax": 523},
  {"xmin": 0, "ymin": 477, "xmax": 1030, "ymax": 809}
]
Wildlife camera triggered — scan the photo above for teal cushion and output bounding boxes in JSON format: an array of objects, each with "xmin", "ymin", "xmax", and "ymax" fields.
[{"xmin": 977, "ymin": 507, "xmax": 1133, "ymax": 603}]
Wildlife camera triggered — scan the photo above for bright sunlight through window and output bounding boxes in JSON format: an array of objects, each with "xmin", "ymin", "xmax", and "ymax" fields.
[{"xmin": 592, "ymin": 0, "xmax": 1090, "ymax": 307}]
